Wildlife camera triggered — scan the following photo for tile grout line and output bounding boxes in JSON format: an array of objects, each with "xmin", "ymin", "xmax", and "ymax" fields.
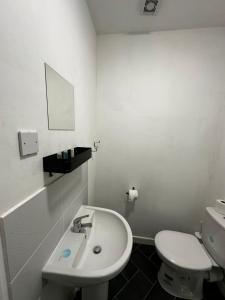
[
  {"xmin": 130, "ymin": 256, "xmax": 156, "ymax": 286},
  {"xmin": 149, "ymin": 259, "xmax": 160, "ymax": 270},
  {"xmin": 136, "ymin": 247, "xmax": 160, "ymax": 271},
  {"xmin": 110, "ymin": 245, "xmax": 141, "ymax": 299},
  {"xmin": 130, "ymin": 266, "xmax": 156, "ymax": 300},
  {"xmin": 148, "ymin": 251, "xmax": 156, "ymax": 260},
  {"xmin": 113, "ymin": 269, "xmax": 140, "ymax": 299},
  {"xmin": 120, "ymin": 270, "xmax": 129, "ymax": 282},
  {"xmin": 143, "ymin": 280, "xmax": 158, "ymax": 300},
  {"xmin": 127, "ymin": 246, "xmax": 160, "ymax": 299},
  {"xmin": 119, "ymin": 245, "xmax": 161, "ymax": 299},
  {"xmin": 137, "ymin": 247, "xmax": 156, "ymax": 261},
  {"xmin": 138, "ymin": 267, "xmax": 156, "ymax": 286},
  {"xmin": 147, "ymin": 251, "xmax": 161, "ymax": 269},
  {"xmin": 10, "ymin": 217, "xmax": 62, "ymax": 284}
]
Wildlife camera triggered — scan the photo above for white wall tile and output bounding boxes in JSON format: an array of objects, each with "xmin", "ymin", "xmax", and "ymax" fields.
[
  {"xmin": 57, "ymin": 164, "xmax": 88, "ymax": 212},
  {"xmin": 40, "ymin": 282, "xmax": 73, "ymax": 300},
  {"xmin": 10, "ymin": 219, "xmax": 63, "ymax": 300},
  {"xmin": 1, "ymin": 165, "xmax": 87, "ymax": 282},
  {"xmin": 63, "ymin": 184, "xmax": 88, "ymax": 231},
  {"xmin": 1, "ymin": 188, "xmax": 54, "ymax": 281},
  {"xmin": 0, "ymin": 234, "xmax": 9, "ymax": 300}
]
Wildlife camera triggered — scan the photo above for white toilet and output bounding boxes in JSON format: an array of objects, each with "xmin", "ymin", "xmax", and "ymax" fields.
[{"xmin": 155, "ymin": 207, "xmax": 225, "ymax": 300}]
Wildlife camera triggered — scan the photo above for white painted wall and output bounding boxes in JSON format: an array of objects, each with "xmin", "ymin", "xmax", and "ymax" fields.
[
  {"xmin": 95, "ymin": 28, "xmax": 225, "ymax": 239},
  {"xmin": 0, "ymin": 0, "xmax": 96, "ymax": 214},
  {"xmin": 0, "ymin": 0, "xmax": 96, "ymax": 299},
  {"xmin": 207, "ymin": 113, "xmax": 225, "ymax": 206}
]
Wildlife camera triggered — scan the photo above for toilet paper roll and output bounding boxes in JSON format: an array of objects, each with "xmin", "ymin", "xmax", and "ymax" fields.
[
  {"xmin": 215, "ymin": 199, "xmax": 225, "ymax": 215},
  {"xmin": 128, "ymin": 189, "xmax": 139, "ymax": 202}
]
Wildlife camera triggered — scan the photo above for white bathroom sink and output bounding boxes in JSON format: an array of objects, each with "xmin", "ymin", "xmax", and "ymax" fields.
[{"xmin": 42, "ymin": 205, "xmax": 133, "ymax": 287}]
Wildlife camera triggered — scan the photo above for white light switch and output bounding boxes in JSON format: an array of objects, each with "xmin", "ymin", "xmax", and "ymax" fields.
[{"xmin": 18, "ymin": 130, "xmax": 39, "ymax": 157}]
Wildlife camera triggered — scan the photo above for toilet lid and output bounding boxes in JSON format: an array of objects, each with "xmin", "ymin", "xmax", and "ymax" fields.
[{"xmin": 155, "ymin": 230, "xmax": 212, "ymax": 271}]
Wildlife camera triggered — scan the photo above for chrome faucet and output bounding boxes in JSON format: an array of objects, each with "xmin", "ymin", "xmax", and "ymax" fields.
[{"xmin": 71, "ymin": 214, "xmax": 92, "ymax": 233}]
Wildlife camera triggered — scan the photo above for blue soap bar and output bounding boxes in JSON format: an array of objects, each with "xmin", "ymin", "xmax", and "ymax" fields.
[{"xmin": 63, "ymin": 249, "xmax": 71, "ymax": 258}]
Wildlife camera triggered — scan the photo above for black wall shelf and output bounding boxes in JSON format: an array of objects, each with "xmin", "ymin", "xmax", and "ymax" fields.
[{"xmin": 43, "ymin": 147, "xmax": 92, "ymax": 175}]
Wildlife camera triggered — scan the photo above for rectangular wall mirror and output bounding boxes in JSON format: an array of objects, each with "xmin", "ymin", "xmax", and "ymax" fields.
[{"xmin": 45, "ymin": 63, "xmax": 75, "ymax": 130}]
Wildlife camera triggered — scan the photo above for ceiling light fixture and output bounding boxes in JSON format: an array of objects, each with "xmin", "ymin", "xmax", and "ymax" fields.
[{"xmin": 143, "ymin": 0, "xmax": 159, "ymax": 15}]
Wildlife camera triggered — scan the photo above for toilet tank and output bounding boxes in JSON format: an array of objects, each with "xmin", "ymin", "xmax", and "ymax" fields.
[{"xmin": 202, "ymin": 207, "xmax": 225, "ymax": 269}]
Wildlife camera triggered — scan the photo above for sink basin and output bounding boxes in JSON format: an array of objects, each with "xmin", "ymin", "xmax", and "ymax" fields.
[{"xmin": 42, "ymin": 205, "xmax": 133, "ymax": 291}]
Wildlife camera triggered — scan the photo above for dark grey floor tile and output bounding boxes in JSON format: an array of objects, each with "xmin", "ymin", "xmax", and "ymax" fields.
[
  {"xmin": 91, "ymin": 243, "xmax": 225, "ymax": 300},
  {"xmin": 132, "ymin": 243, "xmax": 140, "ymax": 251},
  {"xmin": 117, "ymin": 271, "xmax": 152, "ymax": 300},
  {"xmin": 150, "ymin": 252, "xmax": 162, "ymax": 270},
  {"xmin": 122, "ymin": 260, "xmax": 138, "ymax": 280},
  {"xmin": 203, "ymin": 282, "xmax": 225, "ymax": 300},
  {"xmin": 139, "ymin": 244, "xmax": 156, "ymax": 258},
  {"xmin": 131, "ymin": 250, "xmax": 158, "ymax": 283},
  {"xmin": 109, "ymin": 273, "xmax": 127, "ymax": 299},
  {"xmin": 146, "ymin": 283, "xmax": 174, "ymax": 300}
]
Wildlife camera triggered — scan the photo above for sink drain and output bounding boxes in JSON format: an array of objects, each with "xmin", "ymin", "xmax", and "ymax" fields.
[{"xmin": 93, "ymin": 245, "xmax": 102, "ymax": 254}]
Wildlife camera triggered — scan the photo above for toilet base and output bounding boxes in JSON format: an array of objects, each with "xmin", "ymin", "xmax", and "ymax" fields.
[{"xmin": 158, "ymin": 263, "xmax": 205, "ymax": 300}]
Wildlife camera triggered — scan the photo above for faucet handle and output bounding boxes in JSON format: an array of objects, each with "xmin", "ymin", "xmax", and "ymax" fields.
[{"xmin": 73, "ymin": 214, "xmax": 90, "ymax": 224}]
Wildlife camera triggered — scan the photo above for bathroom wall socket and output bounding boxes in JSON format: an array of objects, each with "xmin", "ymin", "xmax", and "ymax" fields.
[{"xmin": 18, "ymin": 130, "xmax": 39, "ymax": 157}]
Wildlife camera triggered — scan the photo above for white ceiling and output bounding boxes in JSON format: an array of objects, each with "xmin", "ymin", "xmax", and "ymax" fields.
[{"xmin": 86, "ymin": 0, "xmax": 225, "ymax": 34}]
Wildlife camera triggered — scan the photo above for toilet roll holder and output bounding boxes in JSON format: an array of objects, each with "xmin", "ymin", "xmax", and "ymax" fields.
[
  {"xmin": 126, "ymin": 187, "xmax": 139, "ymax": 202},
  {"xmin": 126, "ymin": 187, "xmax": 137, "ymax": 196},
  {"xmin": 92, "ymin": 140, "xmax": 100, "ymax": 152}
]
